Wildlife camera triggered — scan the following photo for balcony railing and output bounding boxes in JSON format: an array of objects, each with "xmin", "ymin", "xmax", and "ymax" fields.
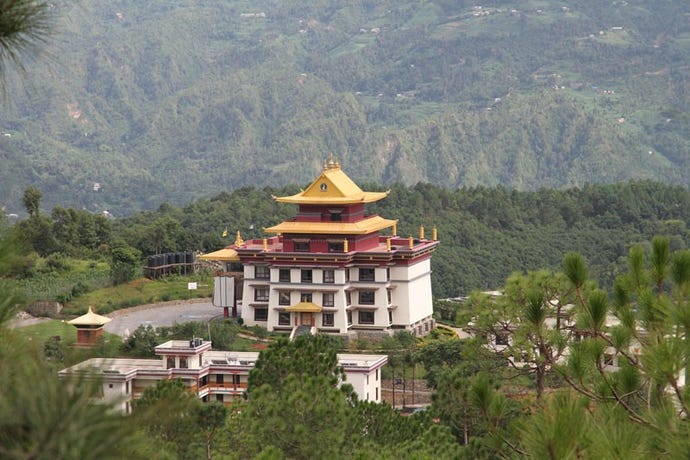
[{"xmin": 198, "ymin": 382, "xmax": 248, "ymax": 392}]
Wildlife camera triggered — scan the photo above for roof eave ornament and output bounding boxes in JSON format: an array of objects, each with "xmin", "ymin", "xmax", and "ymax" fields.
[
  {"xmin": 234, "ymin": 231, "xmax": 244, "ymax": 247},
  {"xmin": 324, "ymin": 153, "xmax": 341, "ymax": 171}
]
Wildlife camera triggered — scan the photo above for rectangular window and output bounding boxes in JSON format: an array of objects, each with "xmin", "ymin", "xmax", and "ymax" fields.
[
  {"xmin": 301, "ymin": 269, "xmax": 313, "ymax": 283},
  {"xmin": 359, "ymin": 268, "xmax": 375, "ymax": 282},
  {"xmin": 255, "ymin": 265, "xmax": 270, "ymax": 279},
  {"xmin": 301, "ymin": 292, "xmax": 313, "ymax": 303},
  {"xmin": 179, "ymin": 357, "xmax": 188, "ymax": 369},
  {"xmin": 345, "ymin": 269, "xmax": 350, "ymax": 282},
  {"xmin": 232, "ymin": 374, "xmax": 241, "ymax": 385},
  {"xmin": 346, "ymin": 291, "xmax": 351, "ymax": 306},
  {"xmin": 166, "ymin": 357, "xmax": 175, "ymax": 369},
  {"xmin": 359, "ymin": 311, "xmax": 375, "ymax": 324},
  {"xmin": 294, "ymin": 241, "xmax": 310, "ymax": 252},
  {"xmin": 387, "ymin": 268, "xmax": 391, "ymax": 281},
  {"xmin": 254, "ymin": 288, "xmax": 269, "ymax": 302},
  {"xmin": 329, "ymin": 210, "xmax": 343, "ymax": 221},
  {"xmin": 328, "ymin": 241, "xmax": 344, "ymax": 252},
  {"xmin": 278, "ymin": 312, "xmax": 291, "ymax": 326},
  {"xmin": 217, "ymin": 374, "xmax": 224, "ymax": 383},
  {"xmin": 216, "ymin": 394, "xmax": 223, "ymax": 402},
  {"xmin": 322, "ymin": 292, "xmax": 334, "ymax": 307},
  {"xmin": 323, "ymin": 269, "xmax": 335, "ymax": 283},
  {"xmin": 359, "ymin": 291, "xmax": 375, "ymax": 305},
  {"xmin": 322, "ymin": 313, "xmax": 334, "ymax": 327},
  {"xmin": 279, "ymin": 269, "xmax": 291, "ymax": 283},
  {"xmin": 254, "ymin": 308, "xmax": 268, "ymax": 321},
  {"xmin": 388, "ymin": 311, "xmax": 393, "ymax": 323},
  {"xmin": 279, "ymin": 291, "xmax": 291, "ymax": 306},
  {"xmin": 387, "ymin": 289, "xmax": 392, "ymax": 304},
  {"xmin": 347, "ymin": 311, "xmax": 352, "ymax": 325}
]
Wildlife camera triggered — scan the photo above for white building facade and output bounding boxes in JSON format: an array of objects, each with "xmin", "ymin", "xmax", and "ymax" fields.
[
  {"xmin": 59, "ymin": 339, "xmax": 387, "ymax": 413},
  {"xmin": 232, "ymin": 159, "xmax": 439, "ymax": 336}
]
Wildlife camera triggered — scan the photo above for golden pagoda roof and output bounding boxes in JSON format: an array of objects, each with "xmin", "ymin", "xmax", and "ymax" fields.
[
  {"xmin": 265, "ymin": 216, "xmax": 396, "ymax": 235},
  {"xmin": 68, "ymin": 306, "xmax": 112, "ymax": 326},
  {"xmin": 274, "ymin": 158, "xmax": 389, "ymax": 205},
  {"xmin": 285, "ymin": 302, "xmax": 323, "ymax": 313},
  {"xmin": 198, "ymin": 248, "xmax": 240, "ymax": 261}
]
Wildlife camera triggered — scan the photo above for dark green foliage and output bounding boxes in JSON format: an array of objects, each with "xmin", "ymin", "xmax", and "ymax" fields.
[
  {"xmin": 233, "ymin": 333, "xmax": 460, "ymax": 458},
  {"xmin": 113, "ymin": 179, "xmax": 690, "ymax": 298},
  {"xmin": 21, "ymin": 186, "xmax": 41, "ymax": 217},
  {"xmin": 132, "ymin": 378, "xmax": 202, "ymax": 459},
  {"xmin": 43, "ymin": 335, "xmax": 64, "ymax": 362},
  {"xmin": 120, "ymin": 324, "xmax": 158, "ymax": 357},
  {"xmin": 248, "ymin": 335, "xmax": 347, "ymax": 394},
  {"xmin": 0, "ymin": 231, "xmax": 145, "ymax": 460},
  {"xmin": 9, "ymin": 178, "xmax": 690, "ymax": 301},
  {"xmin": 110, "ymin": 243, "xmax": 141, "ymax": 285}
]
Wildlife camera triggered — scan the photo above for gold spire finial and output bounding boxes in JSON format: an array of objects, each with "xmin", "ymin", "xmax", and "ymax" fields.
[
  {"xmin": 234, "ymin": 230, "xmax": 244, "ymax": 247},
  {"xmin": 263, "ymin": 238, "xmax": 268, "ymax": 251},
  {"xmin": 420, "ymin": 225, "xmax": 425, "ymax": 240},
  {"xmin": 433, "ymin": 227, "xmax": 438, "ymax": 241},
  {"xmin": 386, "ymin": 237, "xmax": 391, "ymax": 252},
  {"xmin": 343, "ymin": 238, "xmax": 349, "ymax": 253},
  {"xmin": 408, "ymin": 236, "xmax": 414, "ymax": 249}
]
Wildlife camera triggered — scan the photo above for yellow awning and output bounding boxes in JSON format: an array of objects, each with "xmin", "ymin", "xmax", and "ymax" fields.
[
  {"xmin": 285, "ymin": 302, "xmax": 323, "ymax": 313},
  {"xmin": 265, "ymin": 216, "xmax": 396, "ymax": 235},
  {"xmin": 198, "ymin": 248, "xmax": 240, "ymax": 261}
]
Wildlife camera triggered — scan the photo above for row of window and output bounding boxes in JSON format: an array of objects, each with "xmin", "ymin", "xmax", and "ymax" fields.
[
  {"xmin": 165, "ymin": 355, "xmax": 203, "ymax": 369},
  {"xmin": 253, "ymin": 289, "xmax": 384, "ymax": 306},
  {"xmin": 253, "ymin": 309, "xmax": 377, "ymax": 326},
  {"xmin": 254, "ymin": 267, "xmax": 389, "ymax": 283},
  {"xmin": 292, "ymin": 240, "xmax": 344, "ymax": 252}
]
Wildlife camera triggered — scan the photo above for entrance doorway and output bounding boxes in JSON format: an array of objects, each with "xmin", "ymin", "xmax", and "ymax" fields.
[{"xmin": 300, "ymin": 313, "xmax": 314, "ymax": 326}]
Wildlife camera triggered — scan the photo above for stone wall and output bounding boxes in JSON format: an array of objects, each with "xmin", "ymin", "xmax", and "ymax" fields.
[{"xmin": 26, "ymin": 301, "xmax": 63, "ymax": 318}]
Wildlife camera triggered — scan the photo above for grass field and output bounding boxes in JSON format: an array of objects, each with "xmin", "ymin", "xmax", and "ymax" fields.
[{"xmin": 64, "ymin": 274, "xmax": 214, "ymax": 315}]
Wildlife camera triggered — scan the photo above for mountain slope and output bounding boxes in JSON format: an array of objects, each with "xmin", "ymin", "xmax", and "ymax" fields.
[{"xmin": 1, "ymin": 0, "xmax": 688, "ymax": 215}]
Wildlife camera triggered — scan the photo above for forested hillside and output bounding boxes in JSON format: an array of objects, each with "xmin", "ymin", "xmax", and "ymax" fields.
[
  {"xmin": 112, "ymin": 180, "xmax": 690, "ymax": 297},
  {"xmin": 1, "ymin": 0, "xmax": 688, "ymax": 215}
]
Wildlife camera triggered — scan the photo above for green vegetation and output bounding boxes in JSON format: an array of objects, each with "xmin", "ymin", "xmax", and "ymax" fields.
[
  {"xmin": 5, "ymin": 179, "xmax": 690, "ymax": 313},
  {"xmin": 115, "ymin": 179, "xmax": 690, "ymax": 298},
  {"xmin": 64, "ymin": 275, "xmax": 213, "ymax": 315},
  {"xmin": 120, "ymin": 320, "xmax": 260, "ymax": 358},
  {"xmin": 20, "ymin": 319, "xmax": 76, "ymax": 344},
  {"xmin": 0, "ymin": 1, "xmax": 688, "ymax": 215}
]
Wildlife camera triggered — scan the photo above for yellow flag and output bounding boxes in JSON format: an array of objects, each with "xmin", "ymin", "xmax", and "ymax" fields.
[{"xmin": 222, "ymin": 227, "xmax": 228, "ymax": 237}]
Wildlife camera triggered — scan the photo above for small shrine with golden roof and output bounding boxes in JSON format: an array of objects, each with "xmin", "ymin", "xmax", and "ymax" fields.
[
  {"xmin": 204, "ymin": 157, "xmax": 439, "ymax": 337},
  {"xmin": 68, "ymin": 306, "xmax": 112, "ymax": 346}
]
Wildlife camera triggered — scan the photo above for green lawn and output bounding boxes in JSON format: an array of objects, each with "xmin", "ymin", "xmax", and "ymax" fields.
[
  {"xmin": 15, "ymin": 319, "xmax": 124, "ymax": 366},
  {"xmin": 64, "ymin": 274, "xmax": 214, "ymax": 315},
  {"xmin": 20, "ymin": 320, "xmax": 78, "ymax": 344}
]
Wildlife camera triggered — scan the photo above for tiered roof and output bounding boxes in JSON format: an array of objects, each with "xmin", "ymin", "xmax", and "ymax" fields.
[{"xmin": 273, "ymin": 158, "xmax": 389, "ymax": 205}]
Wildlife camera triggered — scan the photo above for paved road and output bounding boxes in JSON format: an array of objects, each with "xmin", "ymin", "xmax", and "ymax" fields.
[{"xmin": 104, "ymin": 299, "xmax": 227, "ymax": 337}]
